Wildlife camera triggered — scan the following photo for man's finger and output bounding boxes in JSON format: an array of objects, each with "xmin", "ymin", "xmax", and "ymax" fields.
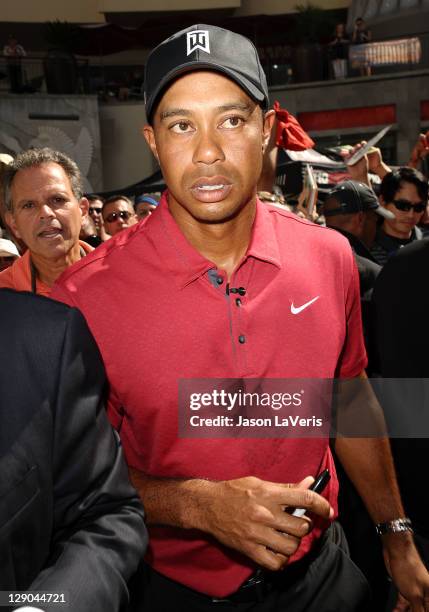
[
  {"xmin": 392, "ymin": 592, "xmax": 410, "ymax": 612},
  {"xmin": 254, "ymin": 545, "xmax": 289, "ymax": 571},
  {"xmin": 265, "ymin": 485, "xmax": 332, "ymax": 519},
  {"xmin": 255, "ymin": 528, "xmax": 301, "ymax": 557},
  {"xmin": 278, "ymin": 477, "xmax": 333, "ymax": 519}
]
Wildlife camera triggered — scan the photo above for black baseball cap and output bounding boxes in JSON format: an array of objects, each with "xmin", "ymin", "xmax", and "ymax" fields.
[
  {"xmin": 324, "ymin": 180, "xmax": 395, "ymax": 219},
  {"xmin": 144, "ymin": 24, "xmax": 269, "ymax": 122}
]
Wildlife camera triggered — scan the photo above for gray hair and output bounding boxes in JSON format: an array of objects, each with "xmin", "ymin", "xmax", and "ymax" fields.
[{"xmin": 2, "ymin": 147, "xmax": 83, "ymax": 213}]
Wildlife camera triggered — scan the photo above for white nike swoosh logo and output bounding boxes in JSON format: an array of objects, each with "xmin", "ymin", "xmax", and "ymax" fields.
[{"xmin": 290, "ymin": 296, "xmax": 320, "ymax": 315}]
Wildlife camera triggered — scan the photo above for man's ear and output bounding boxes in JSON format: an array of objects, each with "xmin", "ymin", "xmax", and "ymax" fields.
[
  {"xmin": 5, "ymin": 211, "xmax": 21, "ymax": 240},
  {"xmin": 356, "ymin": 210, "xmax": 366, "ymax": 227},
  {"xmin": 262, "ymin": 110, "xmax": 276, "ymax": 152},
  {"xmin": 143, "ymin": 125, "xmax": 159, "ymax": 162},
  {"xmin": 79, "ymin": 196, "xmax": 89, "ymax": 219}
]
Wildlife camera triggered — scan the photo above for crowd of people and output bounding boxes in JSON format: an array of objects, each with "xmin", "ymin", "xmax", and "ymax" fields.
[{"xmin": 1, "ymin": 22, "xmax": 429, "ymax": 612}]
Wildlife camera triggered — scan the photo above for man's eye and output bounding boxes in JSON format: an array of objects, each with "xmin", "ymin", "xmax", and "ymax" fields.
[
  {"xmin": 52, "ymin": 197, "xmax": 66, "ymax": 205},
  {"xmin": 221, "ymin": 116, "xmax": 244, "ymax": 129},
  {"xmin": 22, "ymin": 202, "xmax": 34, "ymax": 209},
  {"xmin": 171, "ymin": 121, "xmax": 193, "ymax": 133}
]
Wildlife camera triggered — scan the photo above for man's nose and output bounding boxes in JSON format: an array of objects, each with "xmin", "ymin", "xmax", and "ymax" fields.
[
  {"xmin": 39, "ymin": 203, "xmax": 55, "ymax": 218},
  {"xmin": 407, "ymin": 207, "xmax": 419, "ymax": 218},
  {"xmin": 192, "ymin": 128, "xmax": 225, "ymax": 165}
]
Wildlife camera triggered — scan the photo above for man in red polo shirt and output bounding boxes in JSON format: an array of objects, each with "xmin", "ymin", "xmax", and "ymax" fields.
[{"xmin": 52, "ymin": 25, "xmax": 429, "ymax": 611}]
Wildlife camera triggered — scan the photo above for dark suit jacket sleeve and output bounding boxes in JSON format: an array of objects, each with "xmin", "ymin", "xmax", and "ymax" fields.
[
  {"xmin": 28, "ymin": 306, "xmax": 147, "ymax": 612},
  {"xmin": 372, "ymin": 247, "xmax": 420, "ymax": 376}
]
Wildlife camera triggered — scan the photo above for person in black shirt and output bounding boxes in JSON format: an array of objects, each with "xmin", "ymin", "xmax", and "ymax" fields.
[
  {"xmin": 352, "ymin": 18, "xmax": 372, "ymax": 76},
  {"xmin": 372, "ymin": 239, "xmax": 429, "ymax": 575},
  {"xmin": 323, "ymin": 177, "xmax": 385, "ymax": 386},
  {"xmin": 352, "ymin": 18, "xmax": 371, "ymax": 45},
  {"xmin": 329, "ymin": 23, "xmax": 350, "ymax": 79},
  {"xmin": 324, "ymin": 180, "xmax": 395, "ymax": 608},
  {"xmin": 323, "ymin": 179, "xmax": 392, "ymax": 292}
]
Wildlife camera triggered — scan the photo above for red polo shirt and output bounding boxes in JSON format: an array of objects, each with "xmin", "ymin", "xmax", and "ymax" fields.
[{"xmin": 52, "ymin": 194, "xmax": 366, "ymax": 598}]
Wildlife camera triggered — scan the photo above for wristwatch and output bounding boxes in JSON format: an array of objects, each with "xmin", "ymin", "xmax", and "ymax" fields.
[{"xmin": 375, "ymin": 517, "xmax": 413, "ymax": 536}]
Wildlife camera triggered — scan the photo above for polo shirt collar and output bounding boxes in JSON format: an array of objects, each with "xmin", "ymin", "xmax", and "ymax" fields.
[
  {"xmin": 246, "ymin": 200, "xmax": 282, "ymax": 269},
  {"xmin": 154, "ymin": 192, "xmax": 282, "ymax": 289}
]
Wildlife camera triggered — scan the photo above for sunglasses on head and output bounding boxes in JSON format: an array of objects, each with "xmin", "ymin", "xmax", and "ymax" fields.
[
  {"xmin": 105, "ymin": 210, "xmax": 133, "ymax": 223},
  {"xmin": 392, "ymin": 199, "xmax": 426, "ymax": 213},
  {"xmin": 89, "ymin": 206, "xmax": 102, "ymax": 214}
]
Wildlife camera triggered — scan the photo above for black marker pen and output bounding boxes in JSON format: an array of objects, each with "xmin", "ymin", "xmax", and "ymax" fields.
[{"xmin": 291, "ymin": 469, "xmax": 331, "ymax": 517}]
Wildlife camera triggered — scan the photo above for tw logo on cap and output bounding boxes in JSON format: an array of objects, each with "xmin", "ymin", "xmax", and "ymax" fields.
[{"xmin": 186, "ymin": 30, "xmax": 210, "ymax": 56}]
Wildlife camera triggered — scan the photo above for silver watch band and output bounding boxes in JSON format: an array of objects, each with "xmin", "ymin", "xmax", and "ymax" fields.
[{"xmin": 375, "ymin": 517, "xmax": 413, "ymax": 536}]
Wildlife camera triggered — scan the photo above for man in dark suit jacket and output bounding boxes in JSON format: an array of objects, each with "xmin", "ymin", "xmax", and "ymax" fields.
[{"xmin": 0, "ymin": 289, "xmax": 147, "ymax": 612}]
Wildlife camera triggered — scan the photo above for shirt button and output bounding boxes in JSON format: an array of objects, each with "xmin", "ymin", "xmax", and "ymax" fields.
[
  {"xmin": 238, "ymin": 335, "xmax": 246, "ymax": 344},
  {"xmin": 236, "ymin": 298, "xmax": 242, "ymax": 307},
  {"xmin": 216, "ymin": 276, "xmax": 223, "ymax": 285},
  {"xmin": 237, "ymin": 287, "xmax": 246, "ymax": 296}
]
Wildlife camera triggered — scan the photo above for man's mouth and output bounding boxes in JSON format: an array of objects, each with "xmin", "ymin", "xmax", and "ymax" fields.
[
  {"xmin": 196, "ymin": 184, "xmax": 225, "ymax": 191},
  {"xmin": 190, "ymin": 177, "xmax": 232, "ymax": 203},
  {"xmin": 38, "ymin": 227, "xmax": 62, "ymax": 239}
]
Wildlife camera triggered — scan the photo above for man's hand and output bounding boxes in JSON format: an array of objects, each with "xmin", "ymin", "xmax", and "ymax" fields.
[
  {"xmin": 199, "ymin": 475, "xmax": 333, "ymax": 571},
  {"xmin": 408, "ymin": 132, "xmax": 429, "ymax": 170},
  {"xmin": 382, "ymin": 533, "xmax": 429, "ymax": 611},
  {"xmin": 341, "ymin": 141, "xmax": 391, "ymax": 184},
  {"xmin": 129, "ymin": 470, "xmax": 333, "ymax": 571},
  {"xmin": 341, "ymin": 143, "xmax": 370, "ymax": 185},
  {"xmin": 367, "ymin": 145, "xmax": 391, "ymax": 178}
]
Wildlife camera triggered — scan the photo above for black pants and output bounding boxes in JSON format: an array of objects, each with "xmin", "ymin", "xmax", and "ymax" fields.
[
  {"xmin": 335, "ymin": 458, "xmax": 390, "ymax": 611},
  {"xmin": 129, "ymin": 523, "xmax": 371, "ymax": 611}
]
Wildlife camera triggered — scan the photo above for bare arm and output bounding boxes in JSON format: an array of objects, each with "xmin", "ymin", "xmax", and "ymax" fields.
[{"xmin": 129, "ymin": 469, "xmax": 333, "ymax": 571}]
